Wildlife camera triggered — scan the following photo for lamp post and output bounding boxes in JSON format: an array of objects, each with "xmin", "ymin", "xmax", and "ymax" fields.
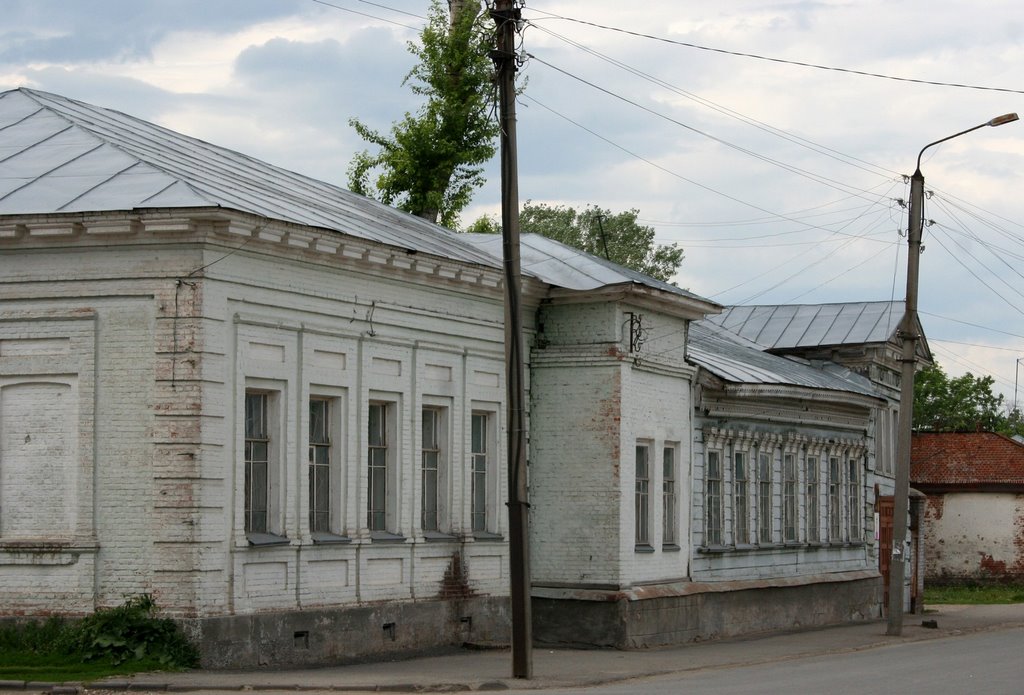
[{"xmin": 886, "ymin": 112, "xmax": 1018, "ymax": 636}]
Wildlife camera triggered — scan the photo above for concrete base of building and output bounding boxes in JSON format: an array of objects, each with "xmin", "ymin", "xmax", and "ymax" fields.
[
  {"xmin": 186, "ymin": 596, "xmax": 511, "ymax": 669},
  {"xmin": 532, "ymin": 571, "xmax": 882, "ymax": 649}
]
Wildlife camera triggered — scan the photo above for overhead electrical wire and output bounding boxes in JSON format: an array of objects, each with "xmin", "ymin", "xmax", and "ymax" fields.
[
  {"xmin": 526, "ymin": 53, "xmax": 893, "ymax": 201},
  {"xmin": 524, "ymin": 8, "xmax": 1024, "ymax": 95},
  {"xmin": 519, "ymin": 93, "xmax": 893, "ymax": 242},
  {"xmin": 525, "ymin": 22, "xmax": 899, "ymax": 181}
]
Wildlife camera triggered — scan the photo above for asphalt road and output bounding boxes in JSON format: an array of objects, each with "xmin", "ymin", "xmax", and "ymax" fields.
[{"xmin": 541, "ymin": 626, "xmax": 1024, "ymax": 695}]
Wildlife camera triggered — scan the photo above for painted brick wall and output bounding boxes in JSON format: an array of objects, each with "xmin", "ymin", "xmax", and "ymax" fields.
[{"xmin": 1, "ymin": 214, "xmax": 519, "ymax": 622}]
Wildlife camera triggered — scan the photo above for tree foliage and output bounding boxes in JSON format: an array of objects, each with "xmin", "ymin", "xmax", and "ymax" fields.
[
  {"xmin": 468, "ymin": 201, "xmax": 685, "ymax": 283},
  {"xmin": 913, "ymin": 362, "xmax": 1018, "ymax": 434},
  {"xmin": 347, "ymin": 0, "xmax": 498, "ymax": 228}
]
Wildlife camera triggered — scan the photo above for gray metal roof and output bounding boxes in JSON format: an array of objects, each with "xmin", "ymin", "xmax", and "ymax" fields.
[
  {"xmin": 707, "ymin": 301, "xmax": 905, "ymax": 350},
  {"xmin": 461, "ymin": 232, "xmax": 717, "ymax": 302},
  {"xmin": 689, "ymin": 320, "xmax": 879, "ymax": 398},
  {"xmin": 0, "ymin": 88, "xmax": 498, "ymax": 268}
]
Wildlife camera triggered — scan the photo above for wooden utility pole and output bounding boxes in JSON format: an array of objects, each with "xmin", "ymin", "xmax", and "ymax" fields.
[{"xmin": 491, "ymin": 0, "xmax": 532, "ymax": 679}]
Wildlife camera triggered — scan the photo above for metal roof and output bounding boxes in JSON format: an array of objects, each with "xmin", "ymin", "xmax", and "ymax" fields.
[
  {"xmin": 707, "ymin": 301, "xmax": 905, "ymax": 349},
  {"xmin": 689, "ymin": 320, "xmax": 879, "ymax": 398},
  {"xmin": 461, "ymin": 232, "xmax": 717, "ymax": 303},
  {"xmin": 0, "ymin": 88, "xmax": 498, "ymax": 268}
]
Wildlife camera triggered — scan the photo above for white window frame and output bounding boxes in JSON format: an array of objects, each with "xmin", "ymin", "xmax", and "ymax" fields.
[
  {"xmin": 705, "ymin": 449, "xmax": 724, "ymax": 546},
  {"xmin": 733, "ymin": 450, "xmax": 750, "ymax": 545},
  {"xmin": 805, "ymin": 454, "xmax": 820, "ymax": 543},
  {"xmin": 367, "ymin": 398, "xmax": 400, "ymax": 536},
  {"xmin": 635, "ymin": 442, "xmax": 652, "ymax": 548},
  {"xmin": 847, "ymin": 456, "xmax": 862, "ymax": 541},
  {"xmin": 828, "ymin": 455, "xmax": 843, "ymax": 542},
  {"xmin": 243, "ymin": 386, "xmax": 286, "ymax": 543},
  {"xmin": 662, "ymin": 444, "xmax": 679, "ymax": 548},
  {"xmin": 783, "ymin": 452, "xmax": 798, "ymax": 543},
  {"xmin": 421, "ymin": 403, "xmax": 450, "ymax": 534},
  {"xmin": 757, "ymin": 449, "xmax": 773, "ymax": 544},
  {"xmin": 308, "ymin": 392, "xmax": 345, "ymax": 541},
  {"xmin": 470, "ymin": 408, "xmax": 500, "ymax": 538}
]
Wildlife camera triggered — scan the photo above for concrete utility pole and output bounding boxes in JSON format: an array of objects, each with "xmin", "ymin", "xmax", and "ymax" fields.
[
  {"xmin": 490, "ymin": 0, "xmax": 532, "ymax": 678},
  {"xmin": 886, "ymin": 112, "xmax": 1018, "ymax": 636}
]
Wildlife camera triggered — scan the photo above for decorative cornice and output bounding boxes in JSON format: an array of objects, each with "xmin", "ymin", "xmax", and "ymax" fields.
[{"xmin": 0, "ymin": 209, "xmax": 508, "ymax": 295}]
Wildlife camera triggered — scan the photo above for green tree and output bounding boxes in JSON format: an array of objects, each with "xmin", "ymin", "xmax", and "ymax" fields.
[
  {"xmin": 913, "ymin": 362, "xmax": 1009, "ymax": 432},
  {"xmin": 347, "ymin": 0, "xmax": 498, "ymax": 228},
  {"xmin": 468, "ymin": 201, "xmax": 685, "ymax": 283}
]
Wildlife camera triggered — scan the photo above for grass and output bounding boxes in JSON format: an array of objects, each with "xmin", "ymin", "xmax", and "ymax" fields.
[
  {"xmin": 0, "ymin": 653, "xmax": 171, "ymax": 683},
  {"xmin": 924, "ymin": 583, "xmax": 1024, "ymax": 605}
]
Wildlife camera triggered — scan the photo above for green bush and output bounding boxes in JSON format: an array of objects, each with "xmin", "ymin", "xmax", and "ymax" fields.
[
  {"xmin": 1, "ymin": 595, "xmax": 198, "ymax": 673},
  {"xmin": 62, "ymin": 594, "xmax": 198, "ymax": 667}
]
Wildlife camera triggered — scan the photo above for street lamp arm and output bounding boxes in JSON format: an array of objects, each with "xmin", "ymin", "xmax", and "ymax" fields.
[{"xmin": 916, "ymin": 113, "xmax": 1019, "ymax": 172}]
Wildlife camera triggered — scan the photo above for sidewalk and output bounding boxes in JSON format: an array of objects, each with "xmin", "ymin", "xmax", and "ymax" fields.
[{"xmin": 32, "ymin": 604, "xmax": 1024, "ymax": 693}]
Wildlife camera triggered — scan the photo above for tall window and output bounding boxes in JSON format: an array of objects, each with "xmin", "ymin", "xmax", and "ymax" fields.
[
  {"xmin": 635, "ymin": 444, "xmax": 651, "ymax": 546},
  {"xmin": 367, "ymin": 402, "xmax": 390, "ymax": 531},
  {"xmin": 706, "ymin": 450, "xmax": 723, "ymax": 545},
  {"xmin": 471, "ymin": 412, "xmax": 490, "ymax": 533},
  {"xmin": 757, "ymin": 451, "xmax": 773, "ymax": 544},
  {"xmin": 847, "ymin": 458, "xmax": 861, "ymax": 541},
  {"xmin": 422, "ymin": 407, "xmax": 442, "ymax": 531},
  {"xmin": 733, "ymin": 451, "xmax": 749, "ymax": 544},
  {"xmin": 828, "ymin": 456, "xmax": 842, "ymax": 541},
  {"xmin": 662, "ymin": 446, "xmax": 677, "ymax": 546},
  {"xmin": 783, "ymin": 453, "xmax": 797, "ymax": 543},
  {"xmin": 308, "ymin": 398, "xmax": 331, "ymax": 533},
  {"xmin": 805, "ymin": 456, "xmax": 819, "ymax": 543},
  {"xmin": 244, "ymin": 391, "xmax": 270, "ymax": 534}
]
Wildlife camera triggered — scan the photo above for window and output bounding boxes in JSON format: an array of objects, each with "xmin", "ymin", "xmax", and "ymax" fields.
[
  {"xmin": 805, "ymin": 456, "xmax": 819, "ymax": 543},
  {"xmin": 847, "ymin": 458, "xmax": 861, "ymax": 541},
  {"xmin": 471, "ymin": 412, "xmax": 491, "ymax": 534},
  {"xmin": 422, "ymin": 407, "xmax": 444, "ymax": 532},
  {"xmin": 733, "ymin": 451, "xmax": 749, "ymax": 545},
  {"xmin": 783, "ymin": 453, "xmax": 797, "ymax": 543},
  {"xmin": 705, "ymin": 450, "xmax": 723, "ymax": 545},
  {"xmin": 828, "ymin": 456, "xmax": 842, "ymax": 541},
  {"xmin": 367, "ymin": 402, "xmax": 391, "ymax": 532},
  {"xmin": 635, "ymin": 444, "xmax": 651, "ymax": 547},
  {"xmin": 308, "ymin": 397, "xmax": 332, "ymax": 534},
  {"xmin": 757, "ymin": 451, "xmax": 773, "ymax": 544},
  {"xmin": 662, "ymin": 446, "xmax": 677, "ymax": 547},
  {"xmin": 244, "ymin": 391, "xmax": 270, "ymax": 534}
]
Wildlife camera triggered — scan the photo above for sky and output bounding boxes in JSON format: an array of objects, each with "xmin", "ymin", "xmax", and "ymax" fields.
[{"xmin": 3, "ymin": 0, "xmax": 1024, "ymax": 405}]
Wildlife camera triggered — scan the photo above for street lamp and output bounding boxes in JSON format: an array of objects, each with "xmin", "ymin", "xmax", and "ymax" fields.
[{"xmin": 886, "ymin": 112, "xmax": 1018, "ymax": 636}]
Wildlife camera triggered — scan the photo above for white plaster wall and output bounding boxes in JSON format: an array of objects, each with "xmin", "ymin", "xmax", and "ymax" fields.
[{"xmin": 923, "ymin": 492, "xmax": 1024, "ymax": 581}]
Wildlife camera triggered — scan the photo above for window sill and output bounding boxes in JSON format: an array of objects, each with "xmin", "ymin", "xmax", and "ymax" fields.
[
  {"xmin": 423, "ymin": 531, "xmax": 458, "ymax": 542},
  {"xmin": 662, "ymin": 543, "xmax": 681, "ymax": 552},
  {"xmin": 472, "ymin": 531, "xmax": 504, "ymax": 542},
  {"xmin": 247, "ymin": 532, "xmax": 290, "ymax": 547},
  {"xmin": 370, "ymin": 531, "xmax": 406, "ymax": 543},
  {"xmin": 634, "ymin": 544, "xmax": 655, "ymax": 554},
  {"xmin": 311, "ymin": 532, "xmax": 351, "ymax": 545}
]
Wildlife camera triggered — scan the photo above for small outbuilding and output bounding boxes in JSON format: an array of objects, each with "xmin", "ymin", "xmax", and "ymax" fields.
[{"xmin": 911, "ymin": 431, "xmax": 1024, "ymax": 583}]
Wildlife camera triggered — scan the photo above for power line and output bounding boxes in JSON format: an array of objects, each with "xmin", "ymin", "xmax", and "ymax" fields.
[
  {"xmin": 525, "ymin": 9, "xmax": 1024, "ymax": 95},
  {"xmin": 310, "ymin": 0, "xmax": 423, "ymax": 29},
  {"xmin": 526, "ymin": 53, "xmax": 892, "ymax": 201},
  {"xmin": 526, "ymin": 23, "xmax": 899, "ymax": 181}
]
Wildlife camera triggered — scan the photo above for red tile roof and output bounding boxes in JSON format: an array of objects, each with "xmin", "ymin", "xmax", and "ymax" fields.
[{"xmin": 911, "ymin": 432, "xmax": 1024, "ymax": 486}]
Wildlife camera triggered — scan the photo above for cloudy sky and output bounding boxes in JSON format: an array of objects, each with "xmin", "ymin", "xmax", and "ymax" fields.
[{"xmin": 3, "ymin": 0, "xmax": 1024, "ymax": 403}]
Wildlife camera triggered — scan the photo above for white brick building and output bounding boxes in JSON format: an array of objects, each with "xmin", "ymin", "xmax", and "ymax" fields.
[{"xmin": 0, "ymin": 88, "xmax": 921, "ymax": 664}]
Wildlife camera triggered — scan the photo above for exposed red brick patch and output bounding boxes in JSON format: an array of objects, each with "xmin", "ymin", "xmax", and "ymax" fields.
[{"xmin": 979, "ymin": 553, "xmax": 1007, "ymax": 576}]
